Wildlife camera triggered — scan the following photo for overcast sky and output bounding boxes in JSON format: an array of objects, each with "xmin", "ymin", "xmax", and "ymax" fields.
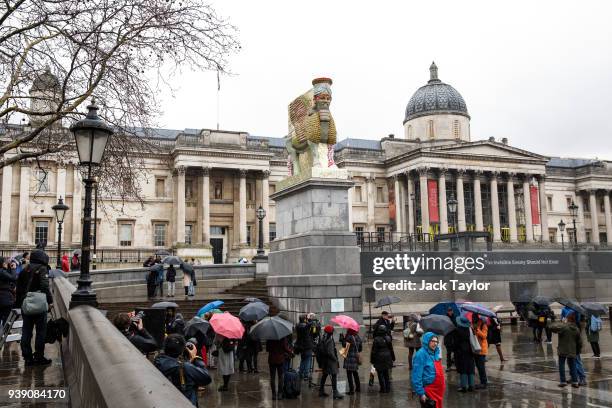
[{"xmin": 157, "ymin": 0, "xmax": 612, "ymax": 159}]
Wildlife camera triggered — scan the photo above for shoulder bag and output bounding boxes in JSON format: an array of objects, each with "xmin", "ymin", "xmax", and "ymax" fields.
[{"xmin": 21, "ymin": 268, "xmax": 48, "ymax": 316}]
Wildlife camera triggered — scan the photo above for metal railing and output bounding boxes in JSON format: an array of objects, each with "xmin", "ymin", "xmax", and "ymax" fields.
[
  {"xmin": 356, "ymin": 232, "xmax": 433, "ymax": 252},
  {"xmin": 0, "ymin": 248, "xmax": 175, "ymax": 264}
]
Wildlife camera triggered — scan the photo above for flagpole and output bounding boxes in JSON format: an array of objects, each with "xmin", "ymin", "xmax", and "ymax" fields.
[{"xmin": 216, "ymin": 70, "xmax": 220, "ymax": 130}]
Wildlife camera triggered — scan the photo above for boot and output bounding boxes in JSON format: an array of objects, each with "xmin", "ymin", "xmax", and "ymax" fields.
[
  {"xmin": 496, "ymin": 345, "xmax": 507, "ymax": 362},
  {"xmin": 319, "ymin": 389, "xmax": 329, "ymax": 397},
  {"xmin": 333, "ymin": 390, "xmax": 344, "ymax": 400}
]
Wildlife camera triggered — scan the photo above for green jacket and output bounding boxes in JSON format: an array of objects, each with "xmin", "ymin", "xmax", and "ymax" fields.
[{"xmin": 548, "ymin": 321, "xmax": 582, "ymax": 358}]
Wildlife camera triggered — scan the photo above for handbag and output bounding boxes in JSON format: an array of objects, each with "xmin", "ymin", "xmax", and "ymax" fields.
[
  {"xmin": 468, "ymin": 327, "xmax": 481, "ymax": 354},
  {"xmin": 339, "ymin": 342, "xmax": 350, "ymax": 359},
  {"xmin": 21, "ymin": 268, "xmax": 48, "ymax": 316}
]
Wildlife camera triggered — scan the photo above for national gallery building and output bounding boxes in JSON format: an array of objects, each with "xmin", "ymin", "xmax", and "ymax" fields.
[{"xmin": 1, "ymin": 63, "xmax": 612, "ymax": 263}]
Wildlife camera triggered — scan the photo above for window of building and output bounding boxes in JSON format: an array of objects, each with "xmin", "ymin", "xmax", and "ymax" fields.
[
  {"xmin": 185, "ymin": 224, "xmax": 193, "ymax": 245},
  {"xmin": 547, "ymin": 196, "xmax": 553, "ymax": 211},
  {"xmin": 354, "ymin": 186, "xmax": 362, "ymax": 202},
  {"xmin": 153, "ymin": 223, "xmax": 167, "ymax": 247},
  {"xmin": 355, "ymin": 226, "xmax": 364, "ymax": 245},
  {"xmin": 155, "ymin": 178, "xmax": 166, "ymax": 198},
  {"xmin": 549, "ymin": 228, "xmax": 557, "ymax": 243},
  {"xmin": 566, "ymin": 197, "xmax": 573, "ymax": 210},
  {"xmin": 269, "ymin": 223, "xmax": 276, "ymax": 242},
  {"xmin": 376, "ymin": 226, "xmax": 386, "ymax": 242},
  {"xmin": 269, "ymin": 184, "xmax": 276, "ymax": 195},
  {"xmin": 586, "ymin": 230, "xmax": 591, "ymax": 243},
  {"xmin": 247, "ymin": 225, "xmax": 252, "ymax": 246},
  {"xmin": 34, "ymin": 220, "xmax": 49, "ymax": 247},
  {"xmin": 376, "ymin": 186, "xmax": 385, "ymax": 203},
  {"xmin": 35, "ymin": 169, "xmax": 49, "ymax": 192},
  {"xmin": 453, "ymin": 120, "xmax": 460, "ymax": 139},
  {"xmin": 211, "ymin": 226, "xmax": 225, "ymax": 235},
  {"xmin": 119, "ymin": 223, "xmax": 133, "ymax": 246},
  {"xmin": 214, "ymin": 181, "xmax": 223, "ymax": 200},
  {"xmin": 247, "ymin": 182, "xmax": 253, "ymax": 202},
  {"xmin": 583, "ymin": 199, "xmax": 589, "ymax": 213},
  {"xmin": 407, "ymin": 125, "xmax": 413, "ymax": 139},
  {"xmin": 428, "ymin": 120, "xmax": 434, "ymax": 139},
  {"xmin": 568, "ymin": 229, "xmax": 576, "ymax": 244},
  {"xmin": 185, "ymin": 179, "xmax": 194, "ymax": 200}
]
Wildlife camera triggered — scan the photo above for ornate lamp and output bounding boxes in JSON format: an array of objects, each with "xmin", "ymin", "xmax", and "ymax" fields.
[{"xmin": 52, "ymin": 197, "xmax": 69, "ymax": 268}]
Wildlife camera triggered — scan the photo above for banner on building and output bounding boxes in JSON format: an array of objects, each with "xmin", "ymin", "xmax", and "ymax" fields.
[
  {"xmin": 530, "ymin": 185, "xmax": 540, "ymax": 225},
  {"xmin": 428, "ymin": 179, "xmax": 439, "ymax": 223},
  {"xmin": 388, "ymin": 180, "xmax": 396, "ymax": 227}
]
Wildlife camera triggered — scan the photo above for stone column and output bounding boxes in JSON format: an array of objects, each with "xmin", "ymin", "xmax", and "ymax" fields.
[
  {"xmin": 456, "ymin": 169, "xmax": 466, "ymax": 232},
  {"xmin": 175, "ymin": 166, "xmax": 186, "ymax": 245},
  {"xmin": 366, "ymin": 175, "xmax": 376, "ymax": 232},
  {"xmin": 262, "ymin": 170, "xmax": 270, "ymax": 243},
  {"xmin": 406, "ymin": 172, "xmax": 415, "ymax": 234},
  {"xmin": 393, "ymin": 175, "xmax": 403, "ymax": 233},
  {"xmin": 0, "ymin": 164, "xmax": 13, "ymax": 242},
  {"xmin": 506, "ymin": 173, "xmax": 517, "ymax": 243},
  {"xmin": 473, "ymin": 171, "xmax": 484, "ymax": 232},
  {"xmin": 201, "ymin": 166, "xmax": 210, "ymax": 246},
  {"xmin": 589, "ymin": 190, "xmax": 600, "ymax": 244},
  {"xmin": 438, "ymin": 169, "xmax": 448, "ymax": 234},
  {"xmin": 576, "ymin": 193, "xmax": 586, "ymax": 243},
  {"xmin": 490, "ymin": 172, "xmax": 501, "ymax": 242},
  {"xmin": 418, "ymin": 167, "xmax": 430, "ymax": 235},
  {"xmin": 239, "ymin": 169, "xmax": 247, "ymax": 245},
  {"xmin": 538, "ymin": 175, "xmax": 549, "ymax": 242},
  {"xmin": 17, "ymin": 162, "xmax": 31, "ymax": 243},
  {"xmin": 522, "ymin": 176, "xmax": 534, "ymax": 242},
  {"xmin": 603, "ymin": 192, "xmax": 612, "ymax": 244},
  {"xmin": 71, "ymin": 165, "xmax": 82, "ymax": 244},
  {"xmin": 56, "ymin": 162, "xmax": 67, "ymax": 244}
]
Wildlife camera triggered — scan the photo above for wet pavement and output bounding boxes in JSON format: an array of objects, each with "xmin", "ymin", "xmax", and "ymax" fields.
[{"xmin": 201, "ymin": 322, "xmax": 612, "ymax": 408}]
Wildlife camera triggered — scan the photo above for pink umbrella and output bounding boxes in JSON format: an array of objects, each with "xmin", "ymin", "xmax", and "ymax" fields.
[
  {"xmin": 210, "ymin": 312, "xmax": 245, "ymax": 339},
  {"xmin": 331, "ymin": 315, "xmax": 360, "ymax": 332}
]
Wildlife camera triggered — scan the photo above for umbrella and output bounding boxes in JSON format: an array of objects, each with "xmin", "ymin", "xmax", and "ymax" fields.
[
  {"xmin": 244, "ymin": 297, "xmax": 263, "ymax": 303},
  {"xmin": 210, "ymin": 312, "xmax": 244, "ymax": 339},
  {"xmin": 581, "ymin": 302, "xmax": 607, "ymax": 316},
  {"xmin": 162, "ymin": 255, "xmax": 182, "ymax": 266},
  {"xmin": 197, "ymin": 300, "xmax": 225, "ymax": 316},
  {"xmin": 460, "ymin": 303, "xmax": 496, "ymax": 318},
  {"xmin": 249, "ymin": 316, "xmax": 293, "ymax": 340},
  {"xmin": 419, "ymin": 314, "xmax": 456, "ymax": 336},
  {"xmin": 48, "ymin": 268, "xmax": 65, "ymax": 278},
  {"xmin": 155, "ymin": 249, "xmax": 171, "ymax": 256},
  {"xmin": 429, "ymin": 301, "xmax": 462, "ymax": 318},
  {"xmin": 14, "ymin": 254, "xmax": 24, "ymax": 262},
  {"xmin": 151, "ymin": 301, "xmax": 178, "ymax": 309},
  {"xmin": 239, "ymin": 302, "xmax": 269, "ymax": 321},
  {"xmin": 180, "ymin": 262, "xmax": 194, "ymax": 273},
  {"xmin": 374, "ymin": 296, "xmax": 401, "ymax": 311},
  {"xmin": 184, "ymin": 317, "xmax": 211, "ymax": 338},
  {"xmin": 556, "ymin": 298, "xmax": 586, "ymax": 315},
  {"xmin": 73, "ymin": 249, "xmax": 82, "ymax": 256},
  {"xmin": 331, "ymin": 315, "xmax": 360, "ymax": 332},
  {"xmin": 405, "ymin": 313, "xmax": 421, "ymax": 322},
  {"xmin": 150, "ymin": 263, "xmax": 164, "ymax": 273},
  {"xmin": 532, "ymin": 295, "xmax": 553, "ymax": 306}
]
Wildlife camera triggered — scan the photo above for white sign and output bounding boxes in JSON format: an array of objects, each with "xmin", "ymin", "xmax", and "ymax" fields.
[{"xmin": 331, "ymin": 298, "xmax": 345, "ymax": 313}]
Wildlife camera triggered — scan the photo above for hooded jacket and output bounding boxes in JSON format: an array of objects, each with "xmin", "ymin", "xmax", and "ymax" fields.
[
  {"xmin": 16, "ymin": 250, "xmax": 52, "ymax": 308},
  {"xmin": 154, "ymin": 354, "xmax": 211, "ymax": 406},
  {"xmin": 411, "ymin": 332, "xmax": 442, "ymax": 397}
]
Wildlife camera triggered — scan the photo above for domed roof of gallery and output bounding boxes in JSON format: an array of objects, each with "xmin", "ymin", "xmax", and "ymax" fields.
[{"xmin": 404, "ymin": 62, "xmax": 469, "ymax": 123}]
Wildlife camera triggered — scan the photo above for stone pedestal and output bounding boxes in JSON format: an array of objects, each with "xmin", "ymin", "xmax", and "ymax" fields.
[
  {"xmin": 253, "ymin": 255, "xmax": 269, "ymax": 276},
  {"xmin": 267, "ymin": 178, "xmax": 362, "ymax": 324},
  {"xmin": 572, "ymin": 248, "xmax": 596, "ymax": 302}
]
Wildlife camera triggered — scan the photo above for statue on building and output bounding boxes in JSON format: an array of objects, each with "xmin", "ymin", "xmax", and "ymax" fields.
[{"xmin": 286, "ymin": 78, "xmax": 338, "ymax": 176}]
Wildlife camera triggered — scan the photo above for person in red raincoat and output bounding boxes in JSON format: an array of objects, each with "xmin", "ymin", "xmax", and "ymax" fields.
[
  {"xmin": 61, "ymin": 254, "xmax": 70, "ymax": 273},
  {"xmin": 411, "ymin": 331, "xmax": 446, "ymax": 408}
]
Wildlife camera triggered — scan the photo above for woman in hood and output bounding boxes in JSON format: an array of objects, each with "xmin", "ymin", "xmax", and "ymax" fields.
[
  {"xmin": 411, "ymin": 332, "xmax": 446, "ymax": 408},
  {"xmin": 454, "ymin": 314, "xmax": 476, "ymax": 392}
]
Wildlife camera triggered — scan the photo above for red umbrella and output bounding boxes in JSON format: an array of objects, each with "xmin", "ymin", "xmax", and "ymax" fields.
[
  {"xmin": 209, "ymin": 312, "xmax": 245, "ymax": 339},
  {"xmin": 331, "ymin": 315, "xmax": 360, "ymax": 332}
]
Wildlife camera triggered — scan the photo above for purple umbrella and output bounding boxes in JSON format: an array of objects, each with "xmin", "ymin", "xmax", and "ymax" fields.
[{"xmin": 460, "ymin": 303, "xmax": 496, "ymax": 318}]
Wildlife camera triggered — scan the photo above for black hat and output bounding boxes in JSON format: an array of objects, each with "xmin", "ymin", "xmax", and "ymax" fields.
[
  {"xmin": 30, "ymin": 249, "xmax": 49, "ymax": 266},
  {"xmin": 164, "ymin": 334, "xmax": 186, "ymax": 358}
]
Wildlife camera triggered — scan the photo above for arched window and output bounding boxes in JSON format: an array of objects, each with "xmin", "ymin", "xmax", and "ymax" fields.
[
  {"xmin": 428, "ymin": 120, "xmax": 434, "ymax": 139},
  {"xmin": 453, "ymin": 120, "xmax": 460, "ymax": 139},
  {"xmin": 407, "ymin": 125, "xmax": 413, "ymax": 139}
]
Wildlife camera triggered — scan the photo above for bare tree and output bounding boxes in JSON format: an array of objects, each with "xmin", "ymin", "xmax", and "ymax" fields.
[{"xmin": 0, "ymin": 0, "xmax": 239, "ymax": 201}]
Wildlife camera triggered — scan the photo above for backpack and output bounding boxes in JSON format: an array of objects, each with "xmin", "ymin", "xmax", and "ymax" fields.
[
  {"xmin": 590, "ymin": 315, "xmax": 602, "ymax": 332},
  {"xmin": 315, "ymin": 337, "xmax": 328, "ymax": 368}
]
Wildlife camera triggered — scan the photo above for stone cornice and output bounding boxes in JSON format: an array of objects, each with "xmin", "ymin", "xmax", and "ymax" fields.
[{"xmin": 172, "ymin": 147, "xmax": 275, "ymax": 161}]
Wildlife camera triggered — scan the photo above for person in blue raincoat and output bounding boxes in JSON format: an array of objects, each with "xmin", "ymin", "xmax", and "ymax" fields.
[{"xmin": 411, "ymin": 332, "xmax": 446, "ymax": 408}]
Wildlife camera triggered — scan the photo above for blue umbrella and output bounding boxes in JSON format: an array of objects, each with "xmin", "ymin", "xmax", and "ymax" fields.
[
  {"xmin": 460, "ymin": 303, "xmax": 496, "ymax": 318},
  {"xmin": 197, "ymin": 300, "xmax": 224, "ymax": 316},
  {"xmin": 429, "ymin": 301, "xmax": 462, "ymax": 318}
]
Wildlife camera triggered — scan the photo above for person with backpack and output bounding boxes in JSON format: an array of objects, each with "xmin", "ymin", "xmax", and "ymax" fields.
[
  {"xmin": 214, "ymin": 334, "xmax": 236, "ymax": 391},
  {"xmin": 166, "ymin": 265, "xmax": 176, "ymax": 297},
  {"xmin": 154, "ymin": 334, "xmax": 211, "ymax": 407},
  {"xmin": 587, "ymin": 314, "xmax": 602, "ymax": 358},
  {"xmin": 266, "ymin": 336, "xmax": 293, "ymax": 400},
  {"xmin": 340, "ymin": 328, "xmax": 362, "ymax": 395},
  {"xmin": 316, "ymin": 325, "xmax": 343, "ymax": 399},
  {"xmin": 370, "ymin": 324, "xmax": 395, "ymax": 393},
  {"xmin": 403, "ymin": 314, "xmax": 423, "ymax": 370},
  {"xmin": 295, "ymin": 314, "xmax": 314, "ymax": 381},
  {"xmin": 412, "ymin": 332, "xmax": 446, "ymax": 408}
]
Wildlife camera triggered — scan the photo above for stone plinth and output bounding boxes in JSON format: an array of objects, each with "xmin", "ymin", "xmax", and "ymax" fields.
[{"xmin": 268, "ymin": 178, "xmax": 362, "ymax": 324}]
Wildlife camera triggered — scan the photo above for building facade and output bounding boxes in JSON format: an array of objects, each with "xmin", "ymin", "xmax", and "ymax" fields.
[{"xmin": 1, "ymin": 63, "xmax": 612, "ymax": 263}]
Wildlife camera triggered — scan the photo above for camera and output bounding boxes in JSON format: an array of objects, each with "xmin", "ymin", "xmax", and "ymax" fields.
[
  {"xmin": 131, "ymin": 310, "xmax": 145, "ymax": 325},
  {"xmin": 183, "ymin": 341, "xmax": 196, "ymax": 360}
]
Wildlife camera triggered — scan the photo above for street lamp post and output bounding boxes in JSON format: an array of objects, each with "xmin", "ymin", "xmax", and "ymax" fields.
[
  {"xmin": 255, "ymin": 206, "xmax": 266, "ymax": 258},
  {"xmin": 558, "ymin": 219, "xmax": 566, "ymax": 251},
  {"xmin": 69, "ymin": 99, "xmax": 113, "ymax": 308},
  {"xmin": 568, "ymin": 200, "xmax": 579, "ymax": 246},
  {"xmin": 52, "ymin": 197, "xmax": 69, "ymax": 269},
  {"xmin": 447, "ymin": 193, "xmax": 458, "ymax": 250}
]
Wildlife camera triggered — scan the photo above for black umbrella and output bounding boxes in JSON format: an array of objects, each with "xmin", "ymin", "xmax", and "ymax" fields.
[
  {"xmin": 162, "ymin": 255, "xmax": 182, "ymax": 266},
  {"xmin": 532, "ymin": 295, "xmax": 552, "ymax": 306},
  {"xmin": 250, "ymin": 316, "xmax": 293, "ymax": 340},
  {"xmin": 151, "ymin": 301, "xmax": 179, "ymax": 309},
  {"xmin": 244, "ymin": 297, "xmax": 263, "ymax": 303},
  {"xmin": 581, "ymin": 302, "xmax": 607, "ymax": 316},
  {"xmin": 556, "ymin": 298, "xmax": 586, "ymax": 315},
  {"xmin": 239, "ymin": 302, "xmax": 269, "ymax": 321},
  {"xmin": 375, "ymin": 296, "xmax": 401, "ymax": 312},
  {"xmin": 180, "ymin": 262, "xmax": 194, "ymax": 273},
  {"xmin": 419, "ymin": 314, "xmax": 456, "ymax": 336},
  {"xmin": 184, "ymin": 317, "xmax": 211, "ymax": 338}
]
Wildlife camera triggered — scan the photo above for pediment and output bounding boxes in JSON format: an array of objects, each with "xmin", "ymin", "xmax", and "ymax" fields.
[{"xmin": 427, "ymin": 141, "xmax": 548, "ymax": 161}]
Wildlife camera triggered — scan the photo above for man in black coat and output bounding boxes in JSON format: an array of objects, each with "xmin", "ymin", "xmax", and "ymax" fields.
[
  {"xmin": 296, "ymin": 314, "xmax": 314, "ymax": 380},
  {"xmin": 15, "ymin": 249, "xmax": 53, "ymax": 366},
  {"xmin": 374, "ymin": 311, "xmax": 395, "ymax": 332},
  {"xmin": 112, "ymin": 313, "xmax": 158, "ymax": 354},
  {"xmin": 444, "ymin": 307, "xmax": 458, "ymax": 371}
]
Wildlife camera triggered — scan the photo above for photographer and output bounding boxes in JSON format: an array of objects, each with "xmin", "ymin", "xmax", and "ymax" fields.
[
  {"xmin": 113, "ymin": 312, "xmax": 158, "ymax": 354},
  {"xmin": 155, "ymin": 334, "xmax": 212, "ymax": 407}
]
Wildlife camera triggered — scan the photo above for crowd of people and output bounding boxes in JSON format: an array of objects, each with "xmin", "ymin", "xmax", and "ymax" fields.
[{"xmin": 143, "ymin": 256, "xmax": 198, "ymax": 299}]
